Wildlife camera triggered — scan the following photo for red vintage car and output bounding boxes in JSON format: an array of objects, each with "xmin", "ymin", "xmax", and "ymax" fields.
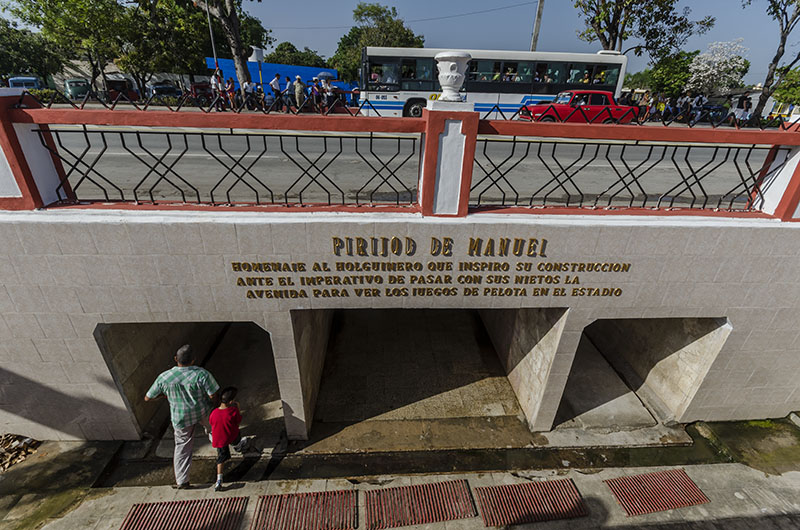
[{"xmin": 520, "ymin": 90, "xmax": 639, "ymax": 124}]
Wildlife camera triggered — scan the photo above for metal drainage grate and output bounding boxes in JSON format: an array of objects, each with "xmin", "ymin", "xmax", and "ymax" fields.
[
  {"xmin": 119, "ymin": 497, "xmax": 248, "ymax": 530},
  {"xmin": 604, "ymin": 468, "xmax": 710, "ymax": 516},
  {"xmin": 365, "ymin": 479, "xmax": 477, "ymax": 529},
  {"xmin": 474, "ymin": 477, "xmax": 587, "ymax": 526},
  {"xmin": 249, "ymin": 489, "xmax": 357, "ymax": 530}
]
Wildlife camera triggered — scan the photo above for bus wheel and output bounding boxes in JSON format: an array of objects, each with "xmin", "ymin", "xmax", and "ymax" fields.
[{"xmin": 404, "ymin": 99, "xmax": 426, "ymax": 118}]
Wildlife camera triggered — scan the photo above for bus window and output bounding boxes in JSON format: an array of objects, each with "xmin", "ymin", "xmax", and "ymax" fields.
[
  {"xmin": 535, "ymin": 63, "xmax": 565, "ymax": 84},
  {"xmin": 593, "ymin": 64, "xmax": 620, "ymax": 86},
  {"xmin": 368, "ymin": 60, "xmax": 400, "ymax": 91},
  {"xmin": 401, "ymin": 58, "xmax": 433, "ymax": 80},
  {"xmin": 400, "ymin": 58, "xmax": 435, "ymax": 90},
  {"xmin": 512, "ymin": 62, "xmax": 535, "ymax": 83},
  {"xmin": 469, "ymin": 60, "xmax": 502, "ymax": 82},
  {"xmin": 567, "ymin": 63, "xmax": 593, "ymax": 84}
]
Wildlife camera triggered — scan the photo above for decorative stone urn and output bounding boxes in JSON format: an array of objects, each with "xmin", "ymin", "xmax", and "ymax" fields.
[{"xmin": 434, "ymin": 51, "xmax": 471, "ymax": 102}]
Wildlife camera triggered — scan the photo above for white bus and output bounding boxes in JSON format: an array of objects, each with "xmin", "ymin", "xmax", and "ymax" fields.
[{"xmin": 360, "ymin": 47, "xmax": 628, "ymax": 118}]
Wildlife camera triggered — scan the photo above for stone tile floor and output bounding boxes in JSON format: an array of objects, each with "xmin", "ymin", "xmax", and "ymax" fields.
[{"xmin": 35, "ymin": 463, "xmax": 800, "ymax": 529}]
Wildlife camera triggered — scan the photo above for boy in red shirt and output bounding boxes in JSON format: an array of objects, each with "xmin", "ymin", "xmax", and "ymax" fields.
[{"xmin": 209, "ymin": 386, "xmax": 246, "ymax": 491}]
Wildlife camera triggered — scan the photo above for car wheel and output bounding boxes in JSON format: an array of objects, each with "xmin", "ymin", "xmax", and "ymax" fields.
[
  {"xmin": 603, "ymin": 118, "xmax": 615, "ymax": 124},
  {"xmin": 404, "ymin": 100, "xmax": 425, "ymax": 118},
  {"xmin": 539, "ymin": 115, "xmax": 556, "ymax": 122}
]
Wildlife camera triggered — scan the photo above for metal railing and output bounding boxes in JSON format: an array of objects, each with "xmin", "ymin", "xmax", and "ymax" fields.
[
  {"xmin": 15, "ymin": 90, "xmax": 798, "ymax": 130},
  {"xmin": 471, "ymin": 137, "xmax": 789, "ymax": 211},
  {"xmin": 13, "ymin": 89, "xmax": 384, "ymax": 117},
  {"xmin": 38, "ymin": 127, "xmax": 419, "ymax": 206}
]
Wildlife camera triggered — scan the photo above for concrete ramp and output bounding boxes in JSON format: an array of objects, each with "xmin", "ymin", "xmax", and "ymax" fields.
[{"xmin": 555, "ymin": 336, "xmax": 656, "ymax": 431}]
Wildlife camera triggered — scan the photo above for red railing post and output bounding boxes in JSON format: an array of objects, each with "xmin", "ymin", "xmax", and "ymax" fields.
[
  {"xmin": 771, "ymin": 147, "xmax": 800, "ymax": 221},
  {"xmin": 418, "ymin": 108, "xmax": 479, "ymax": 217},
  {"xmin": 0, "ymin": 93, "xmax": 46, "ymax": 209}
]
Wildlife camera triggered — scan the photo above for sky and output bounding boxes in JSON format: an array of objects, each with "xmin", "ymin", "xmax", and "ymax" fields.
[{"xmin": 246, "ymin": 0, "xmax": 786, "ymax": 85}]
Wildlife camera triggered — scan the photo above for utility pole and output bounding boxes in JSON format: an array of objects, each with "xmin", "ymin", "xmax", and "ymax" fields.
[{"xmin": 530, "ymin": 0, "xmax": 545, "ymax": 51}]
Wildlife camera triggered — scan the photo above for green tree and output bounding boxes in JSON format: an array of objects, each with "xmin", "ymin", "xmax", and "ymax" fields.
[
  {"xmin": 0, "ymin": 17, "xmax": 62, "ymax": 83},
  {"xmin": 115, "ymin": 3, "xmax": 170, "ymax": 95},
  {"xmin": 116, "ymin": 0, "xmax": 224, "ymax": 95},
  {"xmin": 264, "ymin": 42, "xmax": 327, "ymax": 68},
  {"xmin": 574, "ymin": 0, "xmax": 714, "ymax": 60},
  {"xmin": 6, "ymin": 0, "xmax": 125, "ymax": 90},
  {"xmin": 623, "ymin": 69, "xmax": 652, "ymax": 89},
  {"xmin": 330, "ymin": 2, "xmax": 424, "ymax": 82},
  {"xmin": 742, "ymin": 0, "xmax": 800, "ymax": 119},
  {"xmin": 649, "ymin": 50, "xmax": 699, "ymax": 97},
  {"xmin": 773, "ymin": 67, "xmax": 800, "ymax": 104}
]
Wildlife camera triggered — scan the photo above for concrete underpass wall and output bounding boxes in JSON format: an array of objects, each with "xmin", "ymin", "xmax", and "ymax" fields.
[
  {"xmin": 479, "ymin": 308, "xmax": 569, "ymax": 431},
  {"xmin": 3, "ymin": 211, "xmax": 800, "ymax": 440},
  {"xmin": 290, "ymin": 309, "xmax": 334, "ymax": 436},
  {"xmin": 585, "ymin": 318, "xmax": 732, "ymax": 423},
  {"xmin": 94, "ymin": 322, "xmax": 229, "ymax": 437}
]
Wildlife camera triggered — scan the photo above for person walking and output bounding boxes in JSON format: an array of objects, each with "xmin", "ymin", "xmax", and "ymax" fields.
[
  {"xmin": 209, "ymin": 386, "xmax": 248, "ymax": 492},
  {"xmin": 269, "ymin": 73, "xmax": 283, "ymax": 111},
  {"xmin": 225, "ymin": 78, "xmax": 236, "ymax": 108},
  {"xmin": 321, "ymin": 79, "xmax": 335, "ymax": 110},
  {"xmin": 293, "ymin": 75, "xmax": 306, "ymax": 110},
  {"xmin": 283, "ymin": 76, "xmax": 294, "ymax": 112},
  {"xmin": 691, "ymin": 93, "xmax": 708, "ymax": 124},
  {"xmin": 311, "ymin": 78, "xmax": 321, "ymax": 110},
  {"xmin": 145, "ymin": 344, "xmax": 219, "ymax": 489},
  {"xmin": 210, "ymin": 71, "xmax": 225, "ymax": 111},
  {"xmin": 736, "ymin": 91, "xmax": 753, "ymax": 123}
]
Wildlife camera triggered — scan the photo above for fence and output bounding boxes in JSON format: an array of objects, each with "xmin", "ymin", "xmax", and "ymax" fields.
[{"xmin": 3, "ymin": 88, "xmax": 800, "ymax": 221}]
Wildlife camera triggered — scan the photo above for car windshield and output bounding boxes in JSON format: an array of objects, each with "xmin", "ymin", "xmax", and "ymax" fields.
[
  {"xmin": 68, "ymin": 81, "xmax": 88, "ymax": 87},
  {"xmin": 555, "ymin": 92, "xmax": 572, "ymax": 105}
]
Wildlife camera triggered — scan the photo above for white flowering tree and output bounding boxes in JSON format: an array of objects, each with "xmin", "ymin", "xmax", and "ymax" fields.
[{"xmin": 685, "ymin": 39, "xmax": 750, "ymax": 95}]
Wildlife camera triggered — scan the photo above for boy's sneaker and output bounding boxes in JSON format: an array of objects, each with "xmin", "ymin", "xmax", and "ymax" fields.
[
  {"xmin": 233, "ymin": 437, "xmax": 249, "ymax": 453},
  {"xmin": 214, "ymin": 481, "xmax": 222, "ymax": 492}
]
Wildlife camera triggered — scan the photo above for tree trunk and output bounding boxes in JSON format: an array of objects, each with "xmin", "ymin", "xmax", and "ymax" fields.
[
  {"xmin": 753, "ymin": 34, "xmax": 785, "ymax": 120},
  {"xmin": 753, "ymin": 5, "xmax": 800, "ymax": 119},
  {"xmin": 197, "ymin": 0, "xmax": 251, "ymax": 97},
  {"xmin": 217, "ymin": 11, "xmax": 250, "ymax": 96}
]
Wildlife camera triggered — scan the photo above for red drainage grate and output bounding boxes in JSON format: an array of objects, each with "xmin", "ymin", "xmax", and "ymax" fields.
[
  {"xmin": 474, "ymin": 478, "xmax": 587, "ymax": 526},
  {"xmin": 604, "ymin": 468, "xmax": 710, "ymax": 516},
  {"xmin": 119, "ymin": 497, "xmax": 248, "ymax": 530},
  {"xmin": 365, "ymin": 479, "xmax": 477, "ymax": 529},
  {"xmin": 249, "ymin": 489, "xmax": 357, "ymax": 530}
]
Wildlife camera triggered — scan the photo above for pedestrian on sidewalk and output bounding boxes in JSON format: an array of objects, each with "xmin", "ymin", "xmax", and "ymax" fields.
[
  {"xmin": 269, "ymin": 73, "xmax": 283, "ymax": 111},
  {"xmin": 283, "ymin": 76, "xmax": 294, "ymax": 112},
  {"xmin": 209, "ymin": 386, "xmax": 248, "ymax": 491},
  {"xmin": 145, "ymin": 344, "xmax": 219, "ymax": 489},
  {"xmin": 294, "ymin": 75, "xmax": 306, "ymax": 111}
]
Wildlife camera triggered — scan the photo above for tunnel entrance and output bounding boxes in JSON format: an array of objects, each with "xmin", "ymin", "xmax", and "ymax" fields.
[
  {"xmin": 555, "ymin": 317, "xmax": 731, "ymax": 431},
  {"xmin": 95, "ymin": 321, "xmax": 282, "ymax": 450},
  {"xmin": 304, "ymin": 309, "xmax": 536, "ymax": 453}
]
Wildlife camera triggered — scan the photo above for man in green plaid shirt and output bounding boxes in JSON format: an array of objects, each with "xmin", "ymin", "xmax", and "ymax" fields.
[{"xmin": 145, "ymin": 344, "xmax": 219, "ymax": 488}]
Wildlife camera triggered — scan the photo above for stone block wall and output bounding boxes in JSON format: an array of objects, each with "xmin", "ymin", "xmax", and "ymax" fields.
[
  {"xmin": 585, "ymin": 318, "xmax": 732, "ymax": 422},
  {"xmin": 479, "ymin": 308, "xmax": 569, "ymax": 431},
  {"xmin": 0, "ymin": 210, "xmax": 800, "ymax": 440},
  {"xmin": 290, "ymin": 309, "xmax": 334, "ymax": 433}
]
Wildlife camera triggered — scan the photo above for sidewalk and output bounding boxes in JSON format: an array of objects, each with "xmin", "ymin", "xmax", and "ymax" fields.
[{"xmin": 36, "ymin": 463, "xmax": 800, "ymax": 529}]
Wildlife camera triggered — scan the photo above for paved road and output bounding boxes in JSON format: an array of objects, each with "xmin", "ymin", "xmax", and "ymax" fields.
[{"xmin": 46, "ymin": 126, "xmax": 779, "ymax": 209}]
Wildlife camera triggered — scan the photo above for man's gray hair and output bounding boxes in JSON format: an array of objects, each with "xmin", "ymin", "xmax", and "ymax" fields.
[{"xmin": 176, "ymin": 344, "xmax": 194, "ymax": 365}]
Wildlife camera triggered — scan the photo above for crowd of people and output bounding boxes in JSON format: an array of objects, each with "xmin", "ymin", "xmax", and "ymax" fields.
[
  {"xmin": 208, "ymin": 69, "xmax": 351, "ymax": 113},
  {"xmin": 621, "ymin": 89, "xmax": 755, "ymax": 124}
]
